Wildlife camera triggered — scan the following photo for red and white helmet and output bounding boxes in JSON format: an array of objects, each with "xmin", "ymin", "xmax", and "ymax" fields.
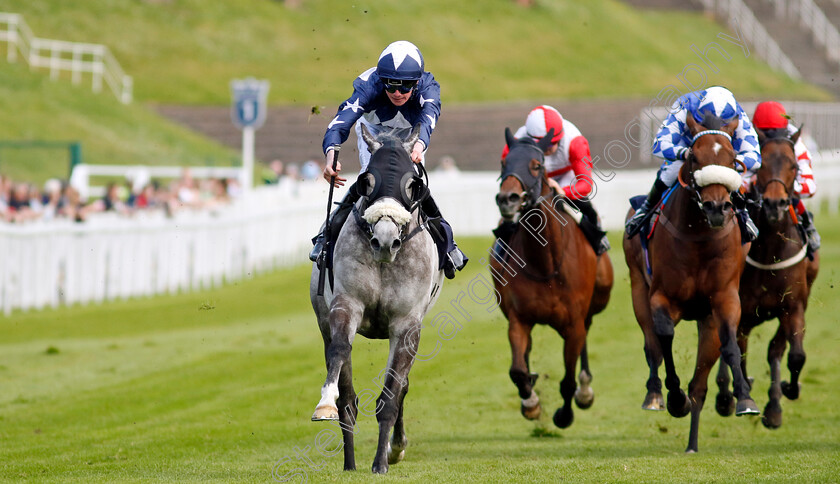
[{"xmin": 525, "ymin": 105, "xmax": 564, "ymax": 143}]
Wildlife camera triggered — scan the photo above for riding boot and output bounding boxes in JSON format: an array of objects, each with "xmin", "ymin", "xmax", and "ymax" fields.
[
  {"xmin": 625, "ymin": 176, "xmax": 669, "ymax": 238},
  {"xmin": 799, "ymin": 209, "xmax": 821, "ymax": 258},
  {"xmin": 736, "ymin": 209, "xmax": 759, "ymax": 244},
  {"xmin": 422, "ymin": 195, "xmax": 468, "ymax": 279},
  {"xmin": 569, "ymin": 198, "xmax": 611, "ymax": 255},
  {"xmin": 309, "ymin": 184, "xmax": 360, "ymax": 262}
]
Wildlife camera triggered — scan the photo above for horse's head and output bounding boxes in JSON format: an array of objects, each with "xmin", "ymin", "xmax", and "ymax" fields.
[
  {"xmin": 495, "ymin": 127, "xmax": 555, "ymax": 221},
  {"xmin": 681, "ymin": 113, "xmax": 744, "ymax": 228},
  {"xmin": 356, "ymin": 123, "xmax": 424, "ymax": 263},
  {"xmin": 755, "ymin": 127, "xmax": 800, "ymax": 225}
]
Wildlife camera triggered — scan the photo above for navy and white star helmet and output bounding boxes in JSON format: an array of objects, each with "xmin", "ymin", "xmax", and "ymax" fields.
[
  {"xmin": 376, "ymin": 41, "xmax": 424, "ymax": 80},
  {"xmin": 694, "ymin": 86, "xmax": 738, "ymax": 122}
]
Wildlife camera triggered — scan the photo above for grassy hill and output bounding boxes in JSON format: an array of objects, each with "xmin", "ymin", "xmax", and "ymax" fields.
[{"xmin": 0, "ymin": 0, "xmax": 832, "ymax": 182}]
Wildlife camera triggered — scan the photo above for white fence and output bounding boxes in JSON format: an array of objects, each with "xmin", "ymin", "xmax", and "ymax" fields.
[
  {"xmin": 775, "ymin": 0, "xmax": 840, "ymax": 65},
  {"xmin": 0, "ymin": 12, "xmax": 132, "ymax": 104},
  {"xmin": 696, "ymin": 0, "xmax": 801, "ymax": 78},
  {"xmin": 3, "ymin": 166, "xmax": 839, "ymax": 314}
]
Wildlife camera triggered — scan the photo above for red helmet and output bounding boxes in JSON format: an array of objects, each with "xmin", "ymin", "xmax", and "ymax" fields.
[
  {"xmin": 752, "ymin": 101, "xmax": 789, "ymax": 130},
  {"xmin": 525, "ymin": 105, "xmax": 564, "ymax": 143}
]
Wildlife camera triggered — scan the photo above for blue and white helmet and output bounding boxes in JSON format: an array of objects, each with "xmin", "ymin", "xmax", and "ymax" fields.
[
  {"xmin": 694, "ymin": 86, "xmax": 738, "ymax": 123},
  {"xmin": 376, "ymin": 41, "xmax": 424, "ymax": 81}
]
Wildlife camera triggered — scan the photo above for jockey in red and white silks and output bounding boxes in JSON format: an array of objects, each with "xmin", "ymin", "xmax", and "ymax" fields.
[
  {"xmin": 500, "ymin": 105, "xmax": 610, "ymax": 255},
  {"xmin": 750, "ymin": 100, "xmax": 820, "ymax": 253}
]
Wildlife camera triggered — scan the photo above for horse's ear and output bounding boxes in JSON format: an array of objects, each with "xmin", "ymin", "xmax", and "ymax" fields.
[
  {"xmin": 756, "ymin": 128, "xmax": 766, "ymax": 146},
  {"xmin": 791, "ymin": 124, "xmax": 803, "ymax": 144},
  {"xmin": 722, "ymin": 118, "xmax": 738, "ymax": 137},
  {"xmin": 361, "ymin": 124, "xmax": 383, "ymax": 153},
  {"xmin": 403, "ymin": 123, "xmax": 422, "ymax": 153},
  {"xmin": 505, "ymin": 127, "xmax": 517, "ymax": 148},
  {"xmin": 537, "ymin": 128, "xmax": 555, "ymax": 153},
  {"xmin": 685, "ymin": 112, "xmax": 701, "ymax": 136}
]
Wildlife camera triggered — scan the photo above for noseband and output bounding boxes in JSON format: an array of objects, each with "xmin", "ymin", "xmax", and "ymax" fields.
[{"xmin": 678, "ymin": 130, "xmax": 745, "ymax": 212}]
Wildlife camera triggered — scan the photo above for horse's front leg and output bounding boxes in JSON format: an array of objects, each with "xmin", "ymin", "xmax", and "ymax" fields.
[
  {"xmin": 313, "ymin": 296, "xmax": 362, "ymax": 422},
  {"xmin": 552, "ymin": 322, "xmax": 586, "ymax": 429},
  {"xmin": 650, "ymin": 291, "xmax": 689, "ymax": 418},
  {"xmin": 371, "ymin": 324, "xmax": 419, "ymax": 474},
  {"xmin": 685, "ymin": 320, "xmax": 721, "ymax": 453},
  {"xmin": 781, "ymin": 305, "xmax": 806, "ymax": 401},
  {"xmin": 632, "ymin": 278, "xmax": 664, "ymax": 411},
  {"xmin": 763, "ymin": 323, "xmax": 787, "ymax": 429},
  {"xmin": 713, "ymin": 289, "xmax": 759, "ymax": 416},
  {"xmin": 507, "ymin": 314, "xmax": 540, "ymax": 420},
  {"xmin": 574, "ymin": 339, "xmax": 595, "ymax": 410},
  {"xmin": 388, "ymin": 377, "xmax": 409, "ymax": 465}
]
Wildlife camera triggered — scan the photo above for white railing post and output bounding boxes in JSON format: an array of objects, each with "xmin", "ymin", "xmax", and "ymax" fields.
[{"xmin": 0, "ymin": 11, "xmax": 132, "ymax": 103}]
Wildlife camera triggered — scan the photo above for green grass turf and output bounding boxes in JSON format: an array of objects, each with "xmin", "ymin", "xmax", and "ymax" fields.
[{"xmin": 1, "ymin": 216, "xmax": 839, "ymax": 482}]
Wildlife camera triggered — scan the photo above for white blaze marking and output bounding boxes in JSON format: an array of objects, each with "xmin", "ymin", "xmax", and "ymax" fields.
[{"xmin": 713, "ymin": 142, "xmax": 722, "ymax": 155}]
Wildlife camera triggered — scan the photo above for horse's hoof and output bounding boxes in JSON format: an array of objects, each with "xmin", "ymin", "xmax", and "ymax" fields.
[
  {"xmin": 642, "ymin": 392, "xmax": 664, "ymax": 411},
  {"xmin": 685, "ymin": 448, "xmax": 698, "ymax": 454},
  {"xmin": 667, "ymin": 389, "xmax": 690, "ymax": 418},
  {"xmin": 574, "ymin": 386, "xmax": 595, "ymax": 410},
  {"xmin": 781, "ymin": 381, "xmax": 801, "ymax": 400},
  {"xmin": 715, "ymin": 392, "xmax": 735, "ymax": 417},
  {"xmin": 521, "ymin": 402, "xmax": 542, "ymax": 420},
  {"xmin": 735, "ymin": 398, "xmax": 760, "ymax": 416},
  {"xmin": 762, "ymin": 400, "xmax": 783, "ymax": 429},
  {"xmin": 311, "ymin": 404, "xmax": 339, "ymax": 421},
  {"xmin": 388, "ymin": 449, "xmax": 405, "ymax": 465},
  {"xmin": 520, "ymin": 390, "xmax": 541, "ymax": 420},
  {"xmin": 371, "ymin": 463, "xmax": 388, "ymax": 474},
  {"xmin": 552, "ymin": 406, "xmax": 574, "ymax": 429}
]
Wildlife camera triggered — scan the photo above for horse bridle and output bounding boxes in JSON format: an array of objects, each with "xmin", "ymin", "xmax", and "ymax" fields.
[
  {"xmin": 498, "ymin": 143, "xmax": 546, "ymax": 213},
  {"xmin": 678, "ymin": 130, "xmax": 746, "ymax": 212},
  {"xmin": 752, "ymin": 137, "xmax": 799, "ymax": 210}
]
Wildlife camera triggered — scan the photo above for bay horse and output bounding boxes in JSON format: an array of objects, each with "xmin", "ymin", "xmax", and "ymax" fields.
[
  {"xmin": 714, "ymin": 127, "xmax": 819, "ymax": 428},
  {"xmin": 491, "ymin": 128, "xmax": 614, "ymax": 429},
  {"xmin": 623, "ymin": 113, "xmax": 759, "ymax": 453},
  {"xmin": 309, "ymin": 125, "xmax": 444, "ymax": 474}
]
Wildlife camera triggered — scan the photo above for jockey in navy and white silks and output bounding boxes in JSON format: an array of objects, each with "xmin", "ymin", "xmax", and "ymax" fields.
[
  {"xmin": 312, "ymin": 40, "xmax": 467, "ymax": 279},
  {"xmin": 625, "ymin": 86, "xmax": 761, "ymax": 239},
  {"xmin": 322, "ymin": 43, "xmax": 441, "ymax": 170}
]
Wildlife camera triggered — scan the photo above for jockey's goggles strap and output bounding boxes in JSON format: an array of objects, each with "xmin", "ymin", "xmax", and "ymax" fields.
[{"xmin": 691, "ymin": 130, "xmax": 732, "ymax": 146}]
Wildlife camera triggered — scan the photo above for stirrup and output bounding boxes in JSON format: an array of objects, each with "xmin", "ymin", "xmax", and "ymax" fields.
[
  {"xmin": 625, "ymin": 206, "xmax": 650, "ymax": 238},
  {"xmin": 309, "ymin": 236, "xmax": 325, "ymax": 262}
]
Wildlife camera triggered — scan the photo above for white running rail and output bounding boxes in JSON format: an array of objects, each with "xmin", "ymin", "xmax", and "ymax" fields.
[
  {"xmin": 0, "ymin": 12, "xmax": 132, "ymax": 103},
  {"xmin": 776, "ymin": 0, "xmax": 840, "ymax": 65},
  {"xmin": 696, "ymin": 0, "xmax": 802, "ymax": 78}
]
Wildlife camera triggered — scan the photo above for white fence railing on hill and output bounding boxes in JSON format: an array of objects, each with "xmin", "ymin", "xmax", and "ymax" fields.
[
  {"xmin": 0, "ymin": 12, "xmax": 132, "ymax": 104},
  {"xmin": 696, "ymin": 0, "xmax": 801, "ymax": 78},
  {"xmin": 3, "ymin": 165, "xmax": 840, "ymax": 314},
  {"xmin": 775, "ymin": 0, "xmax": 840, "ymax": 65}
]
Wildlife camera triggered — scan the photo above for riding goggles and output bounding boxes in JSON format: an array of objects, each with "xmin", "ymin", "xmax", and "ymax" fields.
[{"xmin": 382, "ymin": 78, "xmax": 417, "ymax": 94}]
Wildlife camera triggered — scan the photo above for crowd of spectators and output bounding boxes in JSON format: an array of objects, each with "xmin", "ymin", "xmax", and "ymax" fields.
[{"xmin": 0, "ymin": 169, "xmax": 242, "ymax": 224}]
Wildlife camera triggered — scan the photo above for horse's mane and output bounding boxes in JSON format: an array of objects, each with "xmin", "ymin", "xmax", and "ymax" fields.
[{"xmin": 699, "ymin": 112, "xmax": 736, "ymax": 131}]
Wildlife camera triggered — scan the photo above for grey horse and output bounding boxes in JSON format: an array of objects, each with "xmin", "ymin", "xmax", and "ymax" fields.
[{"xmin": 309, "ymin": 125, "xmax": 444, "ymax": 474}]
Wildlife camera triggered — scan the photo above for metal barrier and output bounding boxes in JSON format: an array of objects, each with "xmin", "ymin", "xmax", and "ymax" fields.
[{"xmin": 0, "ymin": 12, "xmax": 132, "ymax": 103}]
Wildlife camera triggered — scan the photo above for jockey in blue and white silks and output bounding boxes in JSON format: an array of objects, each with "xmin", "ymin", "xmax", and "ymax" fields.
[
  {"xmin": 312, "ymin": 40, "xmax": 466, "ymax": 279},
  {"xmin": 625, "ymin": 86, "xmax": 761, "ymax": 239}
]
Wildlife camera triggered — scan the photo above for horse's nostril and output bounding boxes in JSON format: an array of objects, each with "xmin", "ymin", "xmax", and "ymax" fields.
[
  {"xmin": 370, "ymin": 238, "xmax": 381, "ymax": 250},
  {"xmin": 723, "ymin": 201, "xmax": 733, "ymax": 211},
  {"xmin": 391, "ymin": 239, "xmax": 401, "ymax": 251},
  {"xmin": 508, "ymin": 193, "xmax": 521, "ymax": 204}
]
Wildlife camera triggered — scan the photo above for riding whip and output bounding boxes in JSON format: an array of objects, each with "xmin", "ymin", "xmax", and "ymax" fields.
[{"xmin": 317, "ymin": 146, "xmax": 340, "ymax": 296}]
